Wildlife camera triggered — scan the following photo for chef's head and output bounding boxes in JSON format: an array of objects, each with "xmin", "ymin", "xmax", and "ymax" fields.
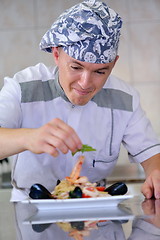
[
  {"xmin": 39, "ymin": 0, "xmax": 122, "ymax": 106},
  {"xmin": 39, "ymin": 0, "xmax": 122, "ymax": 64}
]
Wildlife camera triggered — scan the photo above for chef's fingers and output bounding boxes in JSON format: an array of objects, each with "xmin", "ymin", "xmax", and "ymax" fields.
[
  {"xmin": 150, "ymin": 170, "xmax": 160, "ymax": 199},
  {"xmin": 153, "ymin": 180, "xmax": 160, "ymax": 199},
  {"xmin": 42, "ymin": 143, "xmax": 59, "ymax": 157},
  {"xmin": 48, "ymin": 118, "xmax": 82, "ymax": 152},
  {"xmin": 25, "ymin": 119, "xmax": 81, "ymax": 156},
  {"xmin": 46, "ymin": 134, "xmax": 70, "ymax": 154},
  {"xmin": 141, "ymin": 171, "xmax": 160, "ymax": 199},
  {"xmin": 141, "ymin": 181, "xmax": 154, "ymax": 199}
]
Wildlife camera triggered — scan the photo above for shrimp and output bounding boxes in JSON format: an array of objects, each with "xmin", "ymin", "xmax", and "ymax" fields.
[
  {"xmin": 66, "ymin": 156, "xmax": 85, "ymax": 183},
  {"xmin": 74, "ymin": 176, "xmax": 88, "ymax": 184}
]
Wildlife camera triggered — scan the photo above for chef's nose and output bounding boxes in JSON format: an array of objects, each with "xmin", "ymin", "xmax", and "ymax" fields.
[{"xmin": 78, "ymin": 71, "xmax": 91, "ymax": 89}]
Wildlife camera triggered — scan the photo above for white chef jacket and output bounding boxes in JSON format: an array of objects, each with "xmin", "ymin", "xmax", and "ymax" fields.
[{"xmin": 0, "ymin": 63, "xmax": 160, "ymax": 201}]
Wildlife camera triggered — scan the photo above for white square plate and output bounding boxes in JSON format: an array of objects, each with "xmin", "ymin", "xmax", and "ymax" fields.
[{"xmin": 22, "ymin": 195, "xmax": 133, "ymax": 211}]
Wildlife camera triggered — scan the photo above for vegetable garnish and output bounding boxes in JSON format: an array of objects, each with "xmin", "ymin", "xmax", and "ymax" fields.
[{"xmin": 72, "ymin": 144, "xmax": 96, "ymax": 156}]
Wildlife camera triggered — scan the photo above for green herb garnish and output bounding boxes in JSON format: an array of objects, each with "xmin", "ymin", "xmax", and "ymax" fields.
[{"xmin": 72, "ymin": 144, "xmax": 96, "ymax": 156}]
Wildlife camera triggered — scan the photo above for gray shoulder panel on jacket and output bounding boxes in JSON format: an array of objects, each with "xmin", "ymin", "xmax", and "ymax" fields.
[
  {"xmin": 20, "ymin": 79, "xmax": 133, "ymax": 112},
  {"xmin": 92, "ymin": 88, "xmax": 133, "ymax": 112},
  {"xmin": 20, "ymin": 79, "xmax": 59, "ymax": 102}
]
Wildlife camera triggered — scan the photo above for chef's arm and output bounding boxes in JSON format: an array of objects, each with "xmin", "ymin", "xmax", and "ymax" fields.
[
  {"xmin": 141, "ymin": 153, "xmax": 160, "ymax": 199},
  {"xmin": 0, "ymin": 128, "xmax": 33, "ymax": 159},
  {"xmin": 0, "ymin": 118, "xmax": 82, "ymax": 160}
]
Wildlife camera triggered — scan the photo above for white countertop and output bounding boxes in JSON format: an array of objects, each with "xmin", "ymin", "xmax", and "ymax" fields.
[{"xmin": 107, "ymin": 164, "xmax": 145, "ymax": 183}]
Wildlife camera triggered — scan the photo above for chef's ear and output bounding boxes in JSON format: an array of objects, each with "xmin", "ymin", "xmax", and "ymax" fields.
[
  {"xmin": 113, "ymin": 55, "xmax": 119, "ymax": 67},
  {"xmin": 52, "ymin": 47, "xmax": 61, "ymax": 64}
]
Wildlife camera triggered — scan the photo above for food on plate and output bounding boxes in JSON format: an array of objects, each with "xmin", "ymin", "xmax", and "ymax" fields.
[
  {"xmin": 29, "ymin": 155, "xmax": 128, "ymax": 199},
  {"xmin": 29, "ymin": 183, "xmax": 54, "ymax": 199},
  {"xmin": 51, "ymin": 156, "xmax": 109, "ymax": 199},
  {"xmin": 51, "ymin": 156, "xmax": 128, "ymax": 199}
]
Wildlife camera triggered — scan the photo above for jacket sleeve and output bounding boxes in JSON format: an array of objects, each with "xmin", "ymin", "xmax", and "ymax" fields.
[
  {"xmin": 122, "ymin": 90, "xmax": 160, "ymax": 163},
  {"xmin": 0, "ymin": 76, "xmax": 22, "ymax": 128}
]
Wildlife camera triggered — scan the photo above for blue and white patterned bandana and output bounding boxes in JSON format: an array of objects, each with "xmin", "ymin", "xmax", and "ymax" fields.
[{"xmin": 39, "ymin": 0, "xmax": 122, "ymax": 64}]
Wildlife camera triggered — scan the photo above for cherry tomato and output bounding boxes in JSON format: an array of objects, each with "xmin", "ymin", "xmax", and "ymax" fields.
[
  {"xmin": 96, "ymin": 186, "xmax": 105, "ymax": 191},
  {"xmin": 82, "ymin": 193, "xmax": 91, "ymax": 198}
]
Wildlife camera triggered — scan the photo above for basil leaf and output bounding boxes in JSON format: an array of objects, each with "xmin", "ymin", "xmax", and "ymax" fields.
[{"xmin": 72, "ymin": 144, "xmax": 96, "ymax": 156}]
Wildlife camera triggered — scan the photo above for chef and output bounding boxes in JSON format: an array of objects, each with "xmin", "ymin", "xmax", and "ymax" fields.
[{"xmin": 0, "ymin": 0, "xmax": 160, "ymax": 201}]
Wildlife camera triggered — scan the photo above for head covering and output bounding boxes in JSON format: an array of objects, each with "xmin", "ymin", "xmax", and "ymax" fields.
[{"xmin": 39, "ymin": 0, "xmax": 122, "ymax": 64}]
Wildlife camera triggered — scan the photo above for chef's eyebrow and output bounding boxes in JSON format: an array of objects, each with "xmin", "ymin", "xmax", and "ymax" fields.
[
  {"xmin": 96, "ymin": 66, "xmax": 110, "ymax": 71},
  {"xmin": 71, "ymin": 60, "xmax": 110, "ymax": 70}
]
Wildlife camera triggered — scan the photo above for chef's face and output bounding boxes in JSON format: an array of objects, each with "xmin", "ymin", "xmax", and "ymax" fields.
[{"xmin": 52, "ymin": 47, "xmax": 118, "ymax": 106}]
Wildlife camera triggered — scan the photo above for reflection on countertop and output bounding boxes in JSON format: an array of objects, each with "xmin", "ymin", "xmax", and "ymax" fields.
[{"xmin": 2, "ymin": 185, "xmax": 160, "ymax": 240}]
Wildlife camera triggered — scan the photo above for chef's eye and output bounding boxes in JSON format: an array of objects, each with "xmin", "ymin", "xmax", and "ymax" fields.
[
  {"xmin": 71, "ymin": 66, "xmax": 81, "ymax": 70},
  {"xmin": 96, "ymin": 70, "xmax": 105, "ymax": 75}
]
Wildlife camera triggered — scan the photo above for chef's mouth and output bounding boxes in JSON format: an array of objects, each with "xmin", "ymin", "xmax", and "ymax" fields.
[{"xmin": 74, "ymin": 88, "xmax": 93, "ymax": 96}]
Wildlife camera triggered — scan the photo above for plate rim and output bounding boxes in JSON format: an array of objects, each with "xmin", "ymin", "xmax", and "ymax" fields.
[{"xmin": 22, "ymin": 194, "xmax": 133, "ymax": 204}]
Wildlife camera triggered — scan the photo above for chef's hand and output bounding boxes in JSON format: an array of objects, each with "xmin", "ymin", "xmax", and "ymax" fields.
[
  {"xmin": 25, "ymin": 118, "xmax": 82, "ymax": 157},
  {"xmin": 141, "ymin": 153, "xmax": 160, "ymax": 199}
]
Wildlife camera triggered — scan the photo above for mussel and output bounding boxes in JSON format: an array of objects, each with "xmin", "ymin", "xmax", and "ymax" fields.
[
  {"xmin": 29, "ymin": 183, "xmax": 54, "ymax": 199},
  {"xmin": 105, "ymin": 182, "xmax": 128, "ymax": 196},
  {"xmin": 69, "ymin": 186, "xmax": 83, "ymax": 198},
  {"xmin": 29, "ymin": 181, "xmax": 128, "ymax": 200}
]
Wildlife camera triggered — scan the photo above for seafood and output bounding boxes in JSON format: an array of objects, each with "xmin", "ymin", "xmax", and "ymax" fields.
[
  {"xmin": 29, "ymin": 183, "xmax": 54, "ymax": 199},
  {"xmin": 66, "ymin": 156, "xmax": 85, "ymax": 183},
  {"xmin": 52, "ymin": 156, "xmax": 109, "ymax": 199},
  {"xmin": 29, "ymin": 155, "xmax": 128, "ymax": 199}
]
